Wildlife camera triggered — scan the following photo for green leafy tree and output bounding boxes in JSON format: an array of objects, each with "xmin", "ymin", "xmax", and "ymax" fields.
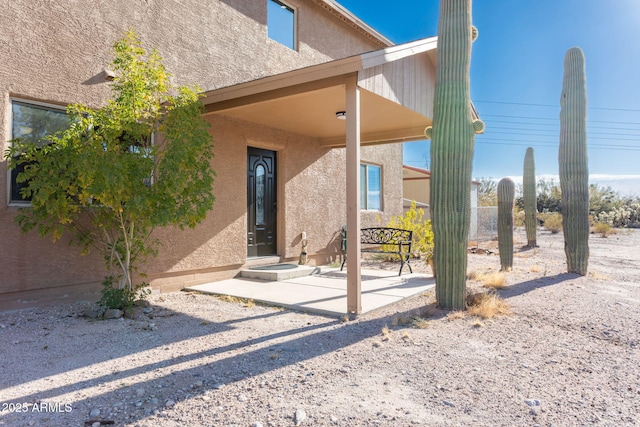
[
  {"xmin": 477, "ymin": 177, "xmax": 498, "ymax": 206},
  {"xmin": 588, "ymin": 184, "xmax": 622, "ymax": 217},
  {"xmin": 5, "ymin": 31, "xmax": 215, "ymax": 306},
  {"xmin": 517, "ymin": 178, "xmax": 562, "ymax": 213},
  {"xmin": 537, "ymin": 178, "xmax": 562, "ymax": 213}
]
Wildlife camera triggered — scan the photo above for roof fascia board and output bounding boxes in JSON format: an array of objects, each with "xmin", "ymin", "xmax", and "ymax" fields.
[
  {"xmin": 313, "ymin": 0, "xmax": 393, "ymax": 47},
  {"xmin": 360, "ymin": 37, "xmax": 438, "ymax": 69},
  {"xmin": 204, "ymin": 74, "xmax": 353, "ymax": 114},
  {"xmin": 202, "ymin": 57, "xmax": 363, "ymax": 105},
  {"xmin": 202, "ymin": 37, "xmax": 439, "ymax": 107},
  {"xmin": 402, "ymin": 164, "xmax": 431, "ymax": 175}
]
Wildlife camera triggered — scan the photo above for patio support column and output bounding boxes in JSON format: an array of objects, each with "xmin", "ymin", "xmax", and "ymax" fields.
[{"xmin": 345, "ymin": 75, "xmax": 362, "ymax": 314}]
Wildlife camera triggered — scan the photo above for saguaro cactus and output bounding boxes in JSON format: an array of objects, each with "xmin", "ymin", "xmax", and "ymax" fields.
[
  {"xmin": 428, "ymin": 0, "xmax": 480, "ymax": 310},
  {"xmin": 559, "ymin": 47, "xmax": 589, "ymax": 275},
  {"xmin": 497, "ymin": 178, "xmax": 515, "ymax": 271},
  {"xmin": 523, "ymin": 147, "xmax": 537, "ymax": 247}
]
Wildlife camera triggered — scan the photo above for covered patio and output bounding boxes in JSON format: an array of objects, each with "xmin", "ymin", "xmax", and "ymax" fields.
[
  {"xmin": 202, "ymin": 37, "xmax": 438, "ymax": 314},
  {"xmin": 185, "ymin": 266, "xmax": 435, "ymax": 317}
]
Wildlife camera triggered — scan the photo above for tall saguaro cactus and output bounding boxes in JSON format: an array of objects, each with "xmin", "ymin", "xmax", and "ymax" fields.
[
  {"xmin": 559, "ymin": 47, "xmax": 589, "ymax": 275},
  {"xmin": 427, "ymin": 0, "xmax": 481, "ymax": 310},
  {"xmin": 497, "ymin": 178, "xmax": 515, "ymax": 272},
  {"xmin": 523, "ymin": 147, "xmax": 537, "ymax": 247}
]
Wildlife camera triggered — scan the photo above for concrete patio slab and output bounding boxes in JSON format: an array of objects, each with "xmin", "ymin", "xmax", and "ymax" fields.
[{"xmin": 185, "ymin": 267, "xmax": 435, "ymax": 317}]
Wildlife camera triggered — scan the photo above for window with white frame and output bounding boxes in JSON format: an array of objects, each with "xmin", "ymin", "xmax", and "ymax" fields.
[
  {"xmin": 9, "ymin": 100, "xmax": 69, "ymax": 203},
  {"xmin": 267, "ymin": 0, "xmax": 296, "ymax": 50},
  {"xmin": 360, "ymin": 163, "xmax": 382, "ymax": 211}
]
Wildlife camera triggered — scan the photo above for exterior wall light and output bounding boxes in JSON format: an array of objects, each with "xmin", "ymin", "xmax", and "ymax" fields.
[{"xmin": 336, "ymin": 111, "xmax": 346, "ymax": 120}]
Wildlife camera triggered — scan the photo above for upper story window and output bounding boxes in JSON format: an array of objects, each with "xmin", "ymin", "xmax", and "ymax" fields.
[
  {"xmin": 9, "ymin": 100, "xmax": 69, "ymax": 204},
  {"xmin": 268, "ymin": 0, "xmax": 296, "ymax": 50},
  {"xmin": 361, "ymin": 163, "xmax": 382, "ymax": 211}
]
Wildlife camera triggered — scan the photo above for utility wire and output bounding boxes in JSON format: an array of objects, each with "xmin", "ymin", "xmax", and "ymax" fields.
[
  {"xmin": 482, "ymin": 114, "xmax": 640, "ymax": 126},
  {"xmin": 475, "ymin": 100, "xmax": 640, "ymax": 113},
  {"xmin": 487, "ymin": 119, "xmax": 640, "ymax": 131}
]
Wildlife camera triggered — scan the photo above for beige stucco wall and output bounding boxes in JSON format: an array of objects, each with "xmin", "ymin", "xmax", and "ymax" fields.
[
  {"xmin": 0, "ymin": 0, "xmax": 403, "ymax": 305},
  {"xmin": 143, "ymin": 115, "xmax": 404, "ymax": 291}
]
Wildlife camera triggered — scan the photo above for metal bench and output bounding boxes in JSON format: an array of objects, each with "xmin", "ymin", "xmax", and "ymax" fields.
[{"xmin": 340, "ymin": 226, "xmax": 413, "ymax": 276}]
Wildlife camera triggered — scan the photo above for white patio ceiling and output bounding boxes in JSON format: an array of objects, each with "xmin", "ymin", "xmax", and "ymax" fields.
[{"xmin": 202, "ymin": 37, "xmax": 439, "ymax": 147}]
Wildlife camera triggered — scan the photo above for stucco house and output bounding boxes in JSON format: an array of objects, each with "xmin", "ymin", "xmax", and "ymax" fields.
[{"xmin": 0, "ymin": 0, "xmax": 439, "ymax": 313}]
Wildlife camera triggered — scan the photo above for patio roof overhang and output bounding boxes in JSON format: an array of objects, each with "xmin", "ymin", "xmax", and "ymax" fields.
[
  {"xmin": 201, "ymin": 37, "xmax": 445, "ymax": 314},
  {"xmin": 202, "ymin": 37, "xmax": 439, "ymax": 147}
]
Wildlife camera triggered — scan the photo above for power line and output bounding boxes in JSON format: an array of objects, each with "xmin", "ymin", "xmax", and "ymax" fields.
[
  {"xmin": 487, "ymin": 131, "xmax": 640, "ymax": 141},
  {"xmin": 474, "ymin": 138, "xmax": 640, "ymax": 151},
  {"xmin": 488, "ymin": 119, "xmax": 640, "ymax": 131},
  {"xmin": 482, "ymin": 114, "xmax": 640, "ymax": 126},
  {"xmin": 475, "ymin": 100, "xmax": 640, "ymax": 113}
]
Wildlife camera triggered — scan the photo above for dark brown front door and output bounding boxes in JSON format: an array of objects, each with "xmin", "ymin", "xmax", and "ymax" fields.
[{"xmin": 247, "ymin": 147, "xmax": 277, "ymax": 257}]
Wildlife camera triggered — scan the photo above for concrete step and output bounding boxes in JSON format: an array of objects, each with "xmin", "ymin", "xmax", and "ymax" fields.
[{"xmin": 238, "ymin": 263, "xmax": 319, "ymax": 281}]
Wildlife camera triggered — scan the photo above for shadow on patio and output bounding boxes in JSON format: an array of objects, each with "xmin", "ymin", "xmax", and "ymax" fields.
[{"xmin": 186, "ymin": 267, "xmax": 435, "ymax": 317}]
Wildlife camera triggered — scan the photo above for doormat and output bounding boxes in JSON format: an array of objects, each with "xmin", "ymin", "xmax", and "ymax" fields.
[{"xmin": 248, "ymin": 263, "xmax": 299, "ymax": 271}]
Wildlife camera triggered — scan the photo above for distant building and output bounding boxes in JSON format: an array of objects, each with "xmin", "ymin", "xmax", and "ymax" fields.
[{"xmin": 402, "ymin": 165, "xmax": 479, "ymax": 239}]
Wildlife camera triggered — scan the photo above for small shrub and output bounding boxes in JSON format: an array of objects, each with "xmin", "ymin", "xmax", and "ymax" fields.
[
  {"xmin": 411, "ymin": 318, "xmax": 430, "ymax": 329},
  {"xmin": 391, "ymin": 307, "xmax": 431, "ymax": 328},
  {"xmin": 592, "ymin": 222, "xmax": 616, "ymax": 237},
  {"xmin": 513, "ymin": 206, "xmax": 525, "ymax": 227},
  {"xmin": 99, "ymin": 276, "xmax": 150, "ymax": 311},
  {"xmin": 539, "ymin": 212, "xmax": 563, "ymax": 233},
  {"xmin": 383, "ymin": 201, "xmax": 434, "ymax": 261}
]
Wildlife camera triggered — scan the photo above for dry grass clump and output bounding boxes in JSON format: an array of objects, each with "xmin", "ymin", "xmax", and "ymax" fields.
[
  {"xmin": 446, "ymin": 310, "xmax": 466, "ymax": 321},
  {"xmin": 216, "ymin": 294, "xmax": 255, "ymax": 307},
  {"xmin": 466, "ymin": 291, "xmax": 512, "ymax": 319},
  {"xmin": 391, "ymin": 307, "xmax": 432, "ymax": 329},
  {"xmin": 216, "ymin": 294, "xmax": 242, "ymax": 304},
  {"xmin": 529, "ymin": 264, "xmax": 542, "ymax": 273},
  {"xmin": 381, "ymin": 325, "xmax": 391, "ymax": 341},
  {"xmin": 468, "ymin": 270, "xmax": 508, "ymax": 289},
  {"xmin": 592, "ymin": 222, "xmax": 617, "ymax": 238},
  {"xmin": 472, "ymin": 319, "xmax": 484, "ymax": 328}
]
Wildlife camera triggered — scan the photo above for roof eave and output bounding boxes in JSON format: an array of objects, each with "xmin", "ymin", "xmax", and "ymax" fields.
[
  {"xmin": 312, "ymin": 0, "xmax": 394, "ymax": 47},
  {"xmin": 202, "ymin": 37, "xmax": 439, "ymax": 105}
]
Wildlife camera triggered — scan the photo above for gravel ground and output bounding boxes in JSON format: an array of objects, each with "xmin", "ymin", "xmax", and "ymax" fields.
[{"xmin": 0, "ymin": 228, "xmax": 639, "ymax": 427}]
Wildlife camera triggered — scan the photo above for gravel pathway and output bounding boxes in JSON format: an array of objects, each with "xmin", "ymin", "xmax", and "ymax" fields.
[{"xmin": 1, "ymin": 229, "xmax": 638, "ymax": 426}]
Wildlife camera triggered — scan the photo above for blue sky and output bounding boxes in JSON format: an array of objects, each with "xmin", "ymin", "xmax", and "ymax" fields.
[{"xmin": 336, "ymin": 0, "xmax": 640, "ymax": 195}]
